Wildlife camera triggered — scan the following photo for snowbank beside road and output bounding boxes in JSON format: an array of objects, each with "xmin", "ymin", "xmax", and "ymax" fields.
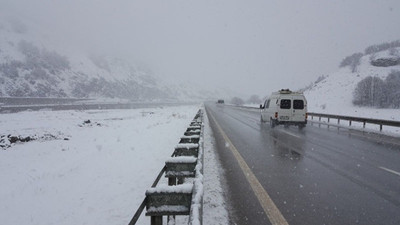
[{"xmin": 1, "ymin": 106, "xmax": 206, "ymax": 225}]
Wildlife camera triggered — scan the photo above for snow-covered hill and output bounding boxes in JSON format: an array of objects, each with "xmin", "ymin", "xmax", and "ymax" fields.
[
  {"xmin": 0, "ymin": 15, "xmax": 231, "ymax": 102},
  {"xmin": 304, "ymin": 46, "xmax": 400, "ymax": 121}
]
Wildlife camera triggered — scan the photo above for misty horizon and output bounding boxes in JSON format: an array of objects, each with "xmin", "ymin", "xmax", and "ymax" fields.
[{"xmin": 1, "ymin": 0, "xmax": 400, "ymax": 98}]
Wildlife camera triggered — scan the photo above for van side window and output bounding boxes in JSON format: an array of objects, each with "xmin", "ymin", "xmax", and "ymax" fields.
[
  {"xmin": 293, "ymin": 100, "xmax": 304, "ymax": 109},
  {"xmin": 280, "ymin": 99, "xmax": 291, "ymax": 109},
  {"xmin": 265, "ymin": 99, "xmax": 270, "ymax": 108}
]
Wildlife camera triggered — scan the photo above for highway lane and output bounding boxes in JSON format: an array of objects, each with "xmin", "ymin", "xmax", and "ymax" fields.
[{"xmin": 205, "ymin": 102, "xmax": 400, "ymax": 225}]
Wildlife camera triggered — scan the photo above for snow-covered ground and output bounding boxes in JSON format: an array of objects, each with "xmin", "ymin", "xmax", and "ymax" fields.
[{"xmin": 0, "ymin": 105, "xmax": 228, "ymax": 225}]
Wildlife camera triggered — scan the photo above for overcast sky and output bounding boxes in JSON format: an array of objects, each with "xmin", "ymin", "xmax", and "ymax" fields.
[{"xmin": 2, "ymin": 0, "xmax": 400, "ymax": 97}]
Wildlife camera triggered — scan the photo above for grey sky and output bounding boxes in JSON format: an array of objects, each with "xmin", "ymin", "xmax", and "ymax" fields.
[{"xmin": 2, "ymin": 0, "xmax": 400, "ymax": 97}]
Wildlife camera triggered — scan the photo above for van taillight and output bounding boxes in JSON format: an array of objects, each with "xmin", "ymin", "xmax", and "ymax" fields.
[
  {"xmin": 275, "ymin": 112, "xmax": 278, "ymax": 118},
  {"xmin": 305, "ymin": 112, "xmax": 308, "ymax": 120}
]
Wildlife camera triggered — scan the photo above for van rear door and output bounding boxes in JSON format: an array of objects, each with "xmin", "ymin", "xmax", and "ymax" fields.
[
  {"xmin": 278, "ymin": 98, "xmax": 292, "ymax": 121},
  {"xmin": 291, "ymin": 97, "xmax": 306, "ymax": 122}
]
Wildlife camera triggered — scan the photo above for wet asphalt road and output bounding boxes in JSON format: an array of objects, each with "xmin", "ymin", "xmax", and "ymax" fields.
[{"xmin": 205, "ymin": 102, "xmax": 400, "ymax": 225}]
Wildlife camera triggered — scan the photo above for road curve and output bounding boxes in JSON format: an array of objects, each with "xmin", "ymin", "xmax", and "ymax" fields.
[{"xmin": 205, "ymin": 102, "xmax": 400, "ymax": 225}]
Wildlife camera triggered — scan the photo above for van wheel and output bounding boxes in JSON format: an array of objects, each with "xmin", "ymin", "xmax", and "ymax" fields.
[
  {"xmin": 284, "ymin": 124, "xmax": 289, "ymax": 128},
  {"xmin": 270, "ymin": 119, "xmax": 276, "ymax": 128},
  {"xmin": 298, "ymin": 124, "xmax": 306, "ymax": 129}
]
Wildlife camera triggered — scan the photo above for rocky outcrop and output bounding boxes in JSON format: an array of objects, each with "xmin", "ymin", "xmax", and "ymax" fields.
[{"xmin": 370, "ymin": 57, "xmax": 400, "ymax": 67}]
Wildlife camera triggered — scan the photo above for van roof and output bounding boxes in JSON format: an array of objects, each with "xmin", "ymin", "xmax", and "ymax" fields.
[{"xmin": 272, "ymin": 89, "xmax": 304, "ymax": 95}]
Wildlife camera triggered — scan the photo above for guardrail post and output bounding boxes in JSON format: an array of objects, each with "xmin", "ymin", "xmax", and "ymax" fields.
[
  {"xmin": 349, "ymin": 120, "xmax": 352, "ymax": 126},
  {"xmin": 363, "ymin": 121, "xmax": 366, "ymax": 128},
  {"xmin": 168, "ymin": 176, "xmax": 176, "ymax": 224},
  {"xmin": 380, "ymin": 124, "xmax": 383, "ymax": 131},
  {"xmin": 169, "ymin": 177, "xmax": 177, "ymax": 186},
  {"xmin": 151, "ymin": 216, "xmax": 162, "ymax": 225},
  {"xmin": 319, "ymin": 117, "xmax": 321, "ymax": 127}
]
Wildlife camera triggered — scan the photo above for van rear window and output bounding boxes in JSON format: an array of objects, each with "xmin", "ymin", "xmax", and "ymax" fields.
[
  {"xmin": 280, "ymin": 99, "xmax": 291, "ymax": 109},
  {"xmin": 294, "ymin": 100, "xmax": 304, "ymax": 109}
]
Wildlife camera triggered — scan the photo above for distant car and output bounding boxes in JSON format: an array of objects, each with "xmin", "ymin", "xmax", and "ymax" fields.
[
  {"xmin": 217, "ymin": 99, "xmax": 225, "ymax": 104},
  {"xmin": 260, "ymin": 89, "xmax": 307, "ymax": 128}
]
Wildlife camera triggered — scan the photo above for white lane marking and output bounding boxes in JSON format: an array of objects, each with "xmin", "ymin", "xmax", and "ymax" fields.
[
  {"xmin": 379, "ymin": 166, "xmax": 400, "ymax": 177},
  {"xmin": 280, "ymin": 130, "xmax": 301, "ymax": 139}
]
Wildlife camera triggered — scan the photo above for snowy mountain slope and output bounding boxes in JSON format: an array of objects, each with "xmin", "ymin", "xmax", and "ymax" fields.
[
  {"xmin": 304, "ymin": 47, "xmax": 400, "ymax": 121},
  {"xmin": 0, "ymin": 15, "xmax": 231, "ymax": 101},
  {"xmin": 0, "ymin": 17, "xmax": 163, "ymax": 100}
]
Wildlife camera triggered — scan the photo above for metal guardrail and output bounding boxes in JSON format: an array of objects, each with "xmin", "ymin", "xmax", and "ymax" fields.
[
  {"xmin": 128, "ymin": 109, "xmax": 204, "ymax": 225},
  {"xmin": 227, "ymin": 104, "xmax": 400, "ymax": 132},
  {"xmin": 308, "ymin": 112, "xmax": 400, "ymax": 131}
]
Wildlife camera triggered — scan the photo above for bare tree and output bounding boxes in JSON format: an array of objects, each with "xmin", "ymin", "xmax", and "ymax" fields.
[
  {"xmin": 353, "ymin": 76, "xmax": 386, "ymax": 108},
  {"xmin": 339, "ymin": 53, "xmax": 363, "ymax": 72},
  {"xmin": 231, "ymin": 97, "xmax": 244, "ymax": 106},
  {"xmin": 247, "ymin": 95, "xmax": 261, "ymax": 104}
]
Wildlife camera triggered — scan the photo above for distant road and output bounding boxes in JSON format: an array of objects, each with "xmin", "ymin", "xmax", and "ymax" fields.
[
  {"xmin": 0, "ymin": 97, "xmax": 89, "ymax": 105},
  {"xmin": 206, "ymin": 102, "xmax": 400, "ymax": 225},
  {"xmin": 0, "ymin": 97, "xmax": 197, "ymax": 113}
]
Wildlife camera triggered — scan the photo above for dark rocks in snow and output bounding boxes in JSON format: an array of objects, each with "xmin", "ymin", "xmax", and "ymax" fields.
[
  {"xmin": 79, "ymin": 120, "xmax": 102, "ymax": 127},
  {"xmin": 370, "ymin": 57, "xmax": 400, "ymax": 67},
  {"xmin": 9, "ymin": 135, "xmax": 19, "ymax": 143},
  {"xmin": 19, "ymin": 136, "xmax": 31, "ymax": 142},
  {"xmin": 6, "ymin": 135, "xmax": 33, "ymax": 144},
  {"xmin": 1, "ymin": 133, "xmax": 67, "ymax": 150},
  {"xmin": 0, "ymin": 135, "xmax": 11, "ymax": 149},
  {"xmin": 1, "ymin": 134, "xmax": 34, "ymax": 149},
  {"xmin": 40, "ymin": 134, "xmax": 58, "ymax": 140}
]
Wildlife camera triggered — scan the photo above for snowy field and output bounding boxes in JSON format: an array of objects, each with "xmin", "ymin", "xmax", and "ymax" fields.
[{"xmin": 0, "ymin": 105, "xmax": 228, "ymax": 225}]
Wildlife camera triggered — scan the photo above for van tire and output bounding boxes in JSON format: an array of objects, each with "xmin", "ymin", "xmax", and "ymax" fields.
[
  {"xmin": 298, "ymin": 124, "xmax": 306, "ymax": 129},
  {"xmin": 270, "ymin": 118, "xmax": 276, "ymax": 128}
]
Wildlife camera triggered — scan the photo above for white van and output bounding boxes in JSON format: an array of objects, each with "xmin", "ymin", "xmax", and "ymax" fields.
[{"xmin": 260, "ymin": 89, "xmax": 307, "ymax": 128}]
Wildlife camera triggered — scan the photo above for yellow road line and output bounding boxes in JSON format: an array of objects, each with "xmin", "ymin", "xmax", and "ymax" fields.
[{"xmin": 209, "ymin": 111, "xmax": 289, "ymax": 225}]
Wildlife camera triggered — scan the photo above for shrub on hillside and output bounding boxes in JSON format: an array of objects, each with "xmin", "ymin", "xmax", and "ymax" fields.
[
  {"xmin": 0, "ymin": 60, "xmax": 22, "ymax": 78},
  {"xmin": 246, "ymin": 95, "xmax": 261, "ymax": 104},
  {"xmin": 385, "ymin": 70, "xmax": 400, "ymax": 108},
  {"xmin": 314, "ymin": 75, "xmax": 327, "ymax": 84},
  {"xmin": 389, "ymin": 48, "xmax": 399, "ymax": 56},
  {"xmin": 353, "ymin": 76, "xmax": 386, "ymax": 107},
  {"xmin": 353, "ymin": 71, "xmax": 400, "ymax": 108},
  {"xmin": 364, "ymin": 40, "xmax": 400, "ymax": 55},
  {"xmin": 339, "ymin": 53, "xmax": 363, "ymax": 72},
  {"xmin": 231, "ymin": 97, "xmax": 244, "ymax": 106}
]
